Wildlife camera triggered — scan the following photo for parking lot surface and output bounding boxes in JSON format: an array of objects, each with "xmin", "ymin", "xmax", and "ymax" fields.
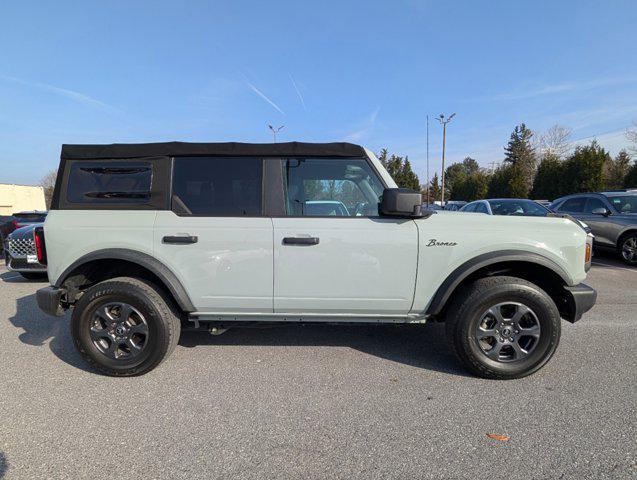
[{"xmin": 0, "ymin": 252, "xmax": 635, "ymax": 479}]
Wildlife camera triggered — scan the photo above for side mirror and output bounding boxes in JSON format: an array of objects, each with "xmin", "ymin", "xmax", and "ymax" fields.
[
  {"xmin": 591, "ymin": 207, "xmax": 610, "ymax": 216},
  {"xmin": 380, "ymin": 188, "xmax": 423, "ymax": 217}
]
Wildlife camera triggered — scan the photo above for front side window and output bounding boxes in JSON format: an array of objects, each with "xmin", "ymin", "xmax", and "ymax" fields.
[
  {"xmin": 557, "ymin": 197, "xmax": 586, "ymax": 213},
  {"xmin": 282, "ymin": 158, "xmax": 384, "ymax": 216},
  {"xmin": 172, "ymin": 157, "xmax": 263, "ymax": 216},
  {"xmin": 67, "ymin": 162, "xmax": 152, "ymax": 204},
  {"xmin": 583, "ymin": 197, "xmax": 607, "ymax": 214},
  {"xmin": 607, "ymin": 195, "xmax": 637, "ymax": 214},
  {"xmin": 474, "ymin": 202, "xmax": 489, "ymax": 214}
]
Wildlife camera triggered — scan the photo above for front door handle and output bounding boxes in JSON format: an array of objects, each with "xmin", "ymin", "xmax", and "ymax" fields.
[
  {"xmin": 282, "ymin": 237, "xmax": 320, "ymax": 246},
  {"xmin": 163, "ymin": 235, "xmax": 198, "ymax": 244}
]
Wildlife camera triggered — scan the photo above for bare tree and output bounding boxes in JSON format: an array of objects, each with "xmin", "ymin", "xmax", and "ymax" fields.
[
  {"xmin": 627, "ymin": 121, "xmax": 637, "ymax": 154},
  {"xmin": 539, "ymin": 124, "xmax": 572, "ymax": 159},
  {"xmin": 39, "ymin": 169, "xmax": 57, "ymax": 209}
]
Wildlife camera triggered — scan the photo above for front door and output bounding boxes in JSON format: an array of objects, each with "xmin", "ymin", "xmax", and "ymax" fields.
[
  {"xmin": 272, "ymin": 157, "xmax": 418, "ymax": 315},
  {"xmin": 154, "ymin": 156, "xmax": 273, "ymax": 312}
]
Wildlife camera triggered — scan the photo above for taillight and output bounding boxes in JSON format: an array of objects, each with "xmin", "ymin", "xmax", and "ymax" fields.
[
  {"xmin": 12, "ymin": 219, "xmax": 19, "ymax": 229},
  {"xmin": 34, "ymin": 227, "xmax": 47, "ymax": 264}
]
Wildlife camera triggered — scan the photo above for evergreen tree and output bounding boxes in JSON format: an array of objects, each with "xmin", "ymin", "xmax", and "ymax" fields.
[
  {"xmin": 504, "ymin": 123, "xmax": 536, "ymax": 165},
  {"xmin": 605, "ymin": 150, "xmax": 631, "ymax": 190},
  {"xmin": 530, "ymin": 154, "xmax": 565, "ymax": 200},
  {"xmin": 428, "ymin": 173, "xmax": 441, "ymax": 201},
  {"xmin": 625, "ymin": 160, "xmax": 637, "ymax": 188},
  {"xmin": 488, "ymin": 164, "xmax": 515, "ymax": 198},
  {"xmin": 377, "ymin": 149, "xmax": 421, "ymax": 190},
  {"xmin": 501, "ymin": 124, "xmax": 537, "ymax": 197},
  {"xmin": 561, "ymin": 141, "xmax": 609, "ymax": 194}
]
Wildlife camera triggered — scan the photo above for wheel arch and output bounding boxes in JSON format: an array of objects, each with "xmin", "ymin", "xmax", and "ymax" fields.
[
  {"xmin": 426, "ymin": 251, "xmax": 572, "ymax": 319},
  {"xmin": 617, "ymin": 228, "xmax": 637, "ymax": 247},
  {"xmin": 54, "ymin": 248, "xmax": 195, "ymax": 313}
]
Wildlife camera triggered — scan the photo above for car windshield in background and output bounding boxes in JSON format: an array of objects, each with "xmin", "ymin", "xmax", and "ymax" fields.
[
  {"xmin": 488, "ymin": 200, "xmax": 549, "ymax": 217},
  {"xmin": 14, "ymin": 213, "xmax": 47, "ymax": 222},
  {"xmin": 607, "ymin": 195, "xmax": 637, "ymax": 214}
]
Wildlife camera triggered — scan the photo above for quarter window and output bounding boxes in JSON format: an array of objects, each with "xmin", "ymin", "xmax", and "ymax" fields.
[
  {"xmin": 66, "ymin": 162, "xmax": 152, "ymax": 204},
  {"xmin": 172, "ymin": 157, "xmax": 263, "ymax": 216},
  {"xmin": 282, "ymin": 158, "xmax": 384, "ymax": 216}
]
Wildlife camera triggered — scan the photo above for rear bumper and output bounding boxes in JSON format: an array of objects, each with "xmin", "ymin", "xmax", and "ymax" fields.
[
  {"xmin": 36, "ymin": 286, "xmax": 66, "ymax": 317},
  {"xmin": 563, "ymin": 283, "xmax": 597, "ymax": 323}
]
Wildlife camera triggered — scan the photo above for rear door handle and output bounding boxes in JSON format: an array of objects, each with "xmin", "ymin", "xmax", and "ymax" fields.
[
  {"xmin": 163, "ymin": 235, "xmax": 198, "ymax": 244},
  {"xmin": 282, "ymin": 237, "xmax": 320, "ymax": 246}
]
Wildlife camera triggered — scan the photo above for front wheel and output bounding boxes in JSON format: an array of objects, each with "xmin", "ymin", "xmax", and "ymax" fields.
[
  {"xmin": 619, "ymin": 233, "xmax": 637, "ymax": 266},
  {"xmin": 446, "ymin": 276, "xmax": 561, "ymax": 380},
  {"xmin": 71, "ymin": 277, "xmax": 181, "ymax": 376}
]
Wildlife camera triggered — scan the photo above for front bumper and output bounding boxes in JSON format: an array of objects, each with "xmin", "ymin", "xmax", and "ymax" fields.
[
  {"xmin": 36, "ymin": 286, "xmax": 66, "ymax": 316},
  {"xmin": 563, "ymin": 283, "xmax": 597, "ymax": 323}
]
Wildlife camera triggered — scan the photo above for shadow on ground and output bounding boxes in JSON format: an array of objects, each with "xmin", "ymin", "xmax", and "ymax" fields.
[
  {"xmin": 0, "ymin": 451, "xmax": 7, "ymax": 478},
  {"xmin": 6, "ymin": 283, "xmax": 467, "ymax": 376}
]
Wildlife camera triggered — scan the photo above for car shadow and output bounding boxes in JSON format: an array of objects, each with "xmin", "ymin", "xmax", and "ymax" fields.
[
  {"xmin": 8, "ymin": 293, "xmax": 96, "ymax": 374},
  {"xmin": 0, "ymin": 270, "xmax": 48, "ymax": 283},
  {"xmin": 179, "ymin": 322, "xmax": 471, "ymax": 377},
  {"xmin": 8, "ymin": 288, "xmax": 469, "ymax": 377}
]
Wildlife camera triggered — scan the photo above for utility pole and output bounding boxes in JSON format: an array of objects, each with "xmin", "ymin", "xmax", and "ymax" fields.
[
  {"xmin": 426, "ymin": 115, "xmax": 430, "ymax": 205},
  {"xmin": 437, "ymin": 113, "xmax": 456, "ymax": 205},
  {"xmin": 268, "ymin": 124, "xmax": 284, "ymax": 143}
]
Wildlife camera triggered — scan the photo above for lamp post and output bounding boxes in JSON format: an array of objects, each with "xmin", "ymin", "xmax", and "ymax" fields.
[
  {"xmin": 268, "ymin": 124, "xmax": 284, "ymax": 143},
  {"xmin": 436, "ymin": 113, "xmax": 455, "ymax": 206}
]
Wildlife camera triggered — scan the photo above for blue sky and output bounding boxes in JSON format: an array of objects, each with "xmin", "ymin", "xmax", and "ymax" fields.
[{"xmin": 1, "ymin": 0, "xmax": 636, "ymax": 185}]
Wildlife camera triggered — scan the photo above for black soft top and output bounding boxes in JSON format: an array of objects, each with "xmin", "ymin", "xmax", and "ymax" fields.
[{"xmin": 60, "ymin": 141, "xmax": 366, "ymax": 160}]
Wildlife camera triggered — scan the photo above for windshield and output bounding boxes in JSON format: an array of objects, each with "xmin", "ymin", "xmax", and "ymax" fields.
[
  {"xmin": 488, "ymin": 200, "xmax": 549, "ymax": 217},
  {"xmin": 607, "ymin": 195, "xmax": 637, "ymax": 214}
]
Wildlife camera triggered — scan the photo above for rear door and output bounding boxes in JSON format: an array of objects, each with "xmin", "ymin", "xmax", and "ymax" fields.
[
  {"xmin": 272, "ymin": 157, "xmax": 418, "ymax": 316},
  {"xmin": 153, "ymin": 157, "xmax": 273, "ymax": 312}
]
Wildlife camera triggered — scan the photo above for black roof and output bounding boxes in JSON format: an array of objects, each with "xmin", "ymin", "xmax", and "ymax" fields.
[{"xmin": 60, "ymin": 141, "xmax": 366, "ymax": 160}]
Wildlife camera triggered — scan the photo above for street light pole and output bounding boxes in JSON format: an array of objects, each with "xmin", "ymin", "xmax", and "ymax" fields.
[
  {"xmin": 268, "ymin": 124, "xmax": 284, "ymax": 143},
  {"xmin": 426, "ymin": 115, "xmax": 430, "ymax": 205},
  {"xmin": 437, "ymin": 113, "xmax": 456, "ymax": 206}
]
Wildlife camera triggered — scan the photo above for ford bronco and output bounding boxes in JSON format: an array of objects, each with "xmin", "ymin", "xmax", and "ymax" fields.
[{"xmin": 36, "ymin": 142, "xmax": 596, "ymax": 378}]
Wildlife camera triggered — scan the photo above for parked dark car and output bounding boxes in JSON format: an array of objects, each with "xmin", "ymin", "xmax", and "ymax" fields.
[
  {"xmin": 0, "ymin": 211, "xmax": 48, "ymax": 252},
  {"xmin": 550, "ymin": 191, "xmax": 637, "ymax": 265},
  {"xmin": 4, "ymin": 223, "xmax": 48, "ymax": 279}
]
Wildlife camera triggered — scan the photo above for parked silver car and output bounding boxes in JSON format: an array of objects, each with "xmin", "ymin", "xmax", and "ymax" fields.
[
  {"xmin": 460, "ymin": 198, "xmax": 552, "ymax": 217},
  {"xmin": 550, "ymin": 191, "xmax": 637, "ymax": 266}
]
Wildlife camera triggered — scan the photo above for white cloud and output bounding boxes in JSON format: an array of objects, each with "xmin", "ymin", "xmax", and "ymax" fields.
[
  {"xmin": 289, "ymin": 73, "xmax": 307, "ymax": 111},
  {"xmin": 0, "ymin": 74, "xmax": 117, "ymax": 111},
  {"xmin": 344, "ymin": 107, "xmax": 380, "ymax": 142}
]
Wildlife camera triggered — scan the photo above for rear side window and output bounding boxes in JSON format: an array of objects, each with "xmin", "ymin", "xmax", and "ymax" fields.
[
  {"xmin": 172, "ymin": 157, "xmax": 263, "ymax": 216},
  {"xmin": 557, "ymin": 197, "xmax": 586, "ymax": 213},
  {"xmin": 67, "ymin": 162, "xmax": 152, "ymax": 204}
]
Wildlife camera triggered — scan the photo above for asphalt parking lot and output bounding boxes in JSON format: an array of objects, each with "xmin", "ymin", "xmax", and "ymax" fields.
[{"xmin": 0, "ymin": 252, "xmax": 635, "ymax": 480}]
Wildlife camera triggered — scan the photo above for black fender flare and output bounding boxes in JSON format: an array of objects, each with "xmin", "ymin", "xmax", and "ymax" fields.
[
  {"xmin": 54, "ymin": 248, "xmax": 195, "ymax": 312},
  {"xmin": 425, "ymin": 250, "xmax": 571, "ymax": 316}
]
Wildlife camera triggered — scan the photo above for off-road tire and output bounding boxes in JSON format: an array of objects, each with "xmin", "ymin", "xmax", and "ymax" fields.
[
  {"xmin": 445, "ymin": 276, "xmax": 561, "ymax": 380},
  {"xmin": 71, "ymin": 276, "xmax": 181, "ymax": 376}
]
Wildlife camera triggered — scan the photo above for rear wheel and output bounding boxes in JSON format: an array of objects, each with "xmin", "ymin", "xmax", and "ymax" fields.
[
  {"xmin": 446, "ymin": 276, "xmax": 561, "ymax": 380},
  {"xmin": 618, "ymin": 233, "xmax": 637, "ymax": 266},
  {"xmin": 71, "ymin": 277, "xmax": 181, "ymax": 376}
]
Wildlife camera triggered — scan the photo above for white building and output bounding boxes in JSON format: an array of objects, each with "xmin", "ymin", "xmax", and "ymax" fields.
[{"xmin": 0, "ymin": 184, "xmax": 46, "ymax": 215}]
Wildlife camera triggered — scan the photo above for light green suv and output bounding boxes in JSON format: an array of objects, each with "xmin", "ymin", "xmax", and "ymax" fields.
[{"xmin": 36, "ymin": 141, "xmax": 596, "ymax": 378}]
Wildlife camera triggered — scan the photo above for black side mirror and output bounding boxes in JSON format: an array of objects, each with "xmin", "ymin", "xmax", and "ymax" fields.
[
  {"xmin": 591, "ymin": 207, "xmax": 610, "ymax": 216},
  {"xmin": 380, "ymin": 188, "xmax": 423, "ymax": 217}
]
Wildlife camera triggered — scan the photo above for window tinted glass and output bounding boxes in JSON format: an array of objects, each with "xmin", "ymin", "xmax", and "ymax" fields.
[
  {"xmin": 282, "ymin": 158, "xmax": 384, "ymax": 216},
  {"xmin": 489, "ymin": 199, "xmax": 548, "ymax": 216},
  {"xmin": 13, "ymin": 213, "xmax": 47, "ymax": 222},
  {"xmin": 475, "ymin": 202, "xmax": 489, "ymax": 214},
  {"xmin": 607, "ymin": 195, "xmax": 637, "ymax": 214},
  {"xmin": 583, "ymin": 197, "xmax": 606, "ymax": 214},
  {"xmin": 67, "ymin": 162, "xmax": 152, "ymax": 204},
  {"xmin": 557, "ymin": 197, "xmax": 586, "ymax": 213},
  {"xmin": 172, "ymin": 157, "xmax": 262, "ymax": 216}
]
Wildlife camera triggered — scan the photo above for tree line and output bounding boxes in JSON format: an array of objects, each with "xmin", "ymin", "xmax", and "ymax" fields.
[{"xmin": 383, "ymin": 122, "xmax": 637, "ymax": 202}]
